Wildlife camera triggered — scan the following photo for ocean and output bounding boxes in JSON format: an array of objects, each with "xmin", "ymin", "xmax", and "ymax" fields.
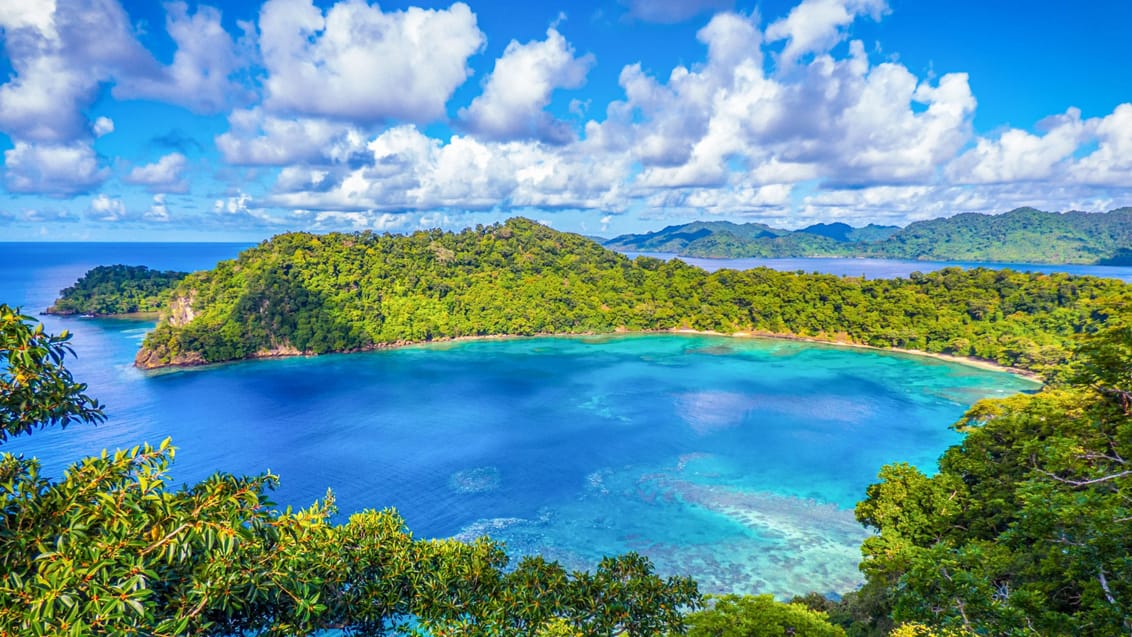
[{"xmin": 0, "ymin": 242, "xmax": 1055, "ymax": 596}]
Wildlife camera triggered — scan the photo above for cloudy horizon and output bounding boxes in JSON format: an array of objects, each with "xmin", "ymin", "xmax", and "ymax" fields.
[{"xmin": 1, "ymin": 0, "xmax": 1130, "ymax": 240}]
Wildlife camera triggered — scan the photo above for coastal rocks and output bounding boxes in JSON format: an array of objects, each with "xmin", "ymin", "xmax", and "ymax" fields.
[{"xmin": 133, "ymin": 343, "xmax": 206, "ymax": 369}]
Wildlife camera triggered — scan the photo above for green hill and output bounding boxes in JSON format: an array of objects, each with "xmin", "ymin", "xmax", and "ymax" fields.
[
  {"xmin": 135, "ymin": 218, "xmax": 1128, "ymax": 372},
  {"xmin": 875, "ymin": 207, "xmax": 1132, "ymax": 263},
  {"xmin": 604, "ymin": 208, "xmax": 1132, "ymax": 264},
  {"xmin": 45, "ymin": 265, "xmax": 187, "ymax": 316}
]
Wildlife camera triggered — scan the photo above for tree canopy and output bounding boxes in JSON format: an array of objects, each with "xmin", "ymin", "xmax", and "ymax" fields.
[
  {"xmin": 851, "ymin": 319, "xmax": 1132, "ymax": 635},
  {"xmin": 135, "ymin": 218, "xmax": 1130, "ymax": 374},
  {"xmin": 45, "ymin": 265, "xmax": 187, "ymax": 316}
]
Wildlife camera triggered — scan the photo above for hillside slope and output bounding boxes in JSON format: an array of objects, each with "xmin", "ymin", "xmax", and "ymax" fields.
[
  {"xmin": 604, "ymin": 208, "xmax": 1132, "ymax": 264},
  {"xmin": 135, "ymin": 218, "xmax": 1129, "ymax": 371}
]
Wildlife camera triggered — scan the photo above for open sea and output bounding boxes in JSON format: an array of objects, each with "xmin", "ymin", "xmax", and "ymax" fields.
[{"xmin": 1, "ymin": 242, "xmax": 1097, "ymax": 597}]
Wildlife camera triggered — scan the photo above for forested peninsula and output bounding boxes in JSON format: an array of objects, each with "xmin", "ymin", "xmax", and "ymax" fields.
[
  {"xmin": 604, "ymin": 207, "xmax": 1132, "ymax": 264},
  {"xmin": 135, "ymin": 218, "xmax": 1129, "ymax": 373},
  {"xmin": 45, "ymin": 265, "xmax": 187, "ymax": 316}
]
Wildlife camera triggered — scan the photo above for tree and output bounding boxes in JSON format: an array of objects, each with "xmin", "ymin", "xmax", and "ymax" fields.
[
  {"xmin": 854, "ymin": 321, "xmax": 1132, "ymax": 635},
  {"xmin": 684, "ymin": 594, "xmax": 846, "ymax": 637},
  {"xmin": 1, "ymin": 305, "xmax": 104, "ymax": 442},
  {"xmin": 1, "ymin": 308, "xmax": 701, "ymax": 635}
]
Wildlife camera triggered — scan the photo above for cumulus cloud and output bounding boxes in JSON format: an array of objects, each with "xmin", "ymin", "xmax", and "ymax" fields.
[
  {"xmin": 124, "ymin": 153, "xmax": 190, "ymax": 192},
  {"xmin": 258, "ymin": 0, "xmax": 484, "ymax": 122},
  {"xmin": 4, "ymin": 141, "xmax": 109, "ymax": 196},
  {"xmin": 266, "ymin": 125, "xmax": 631, "ymax": 213},
  {"xmin": 93, "ymin": 116, "xmax": 114, "ymax": 137},
  {"xmin": 620, "ymin": 0, "xmax": 734, "ymax": 23},
  {"xmin": 947, "ymin": 108, "xmax": 1089, "ymax": 184},
  {"xmin": 766, "ymin": 0, "xmax": 888, "ymax": 67},
  {"xmin": 113, "ymin": 2, "xmax": 252, "ymax": 113},
  {"xmin": 459, "ymin": 28, "xmax": 594, "ymax": 143},
  {"xmin": 593, "ymin": 11, "xmax": 973, "ymax": 194},
  {"xmin": 216, "ymin": 108, "xmax": 368, "ymax": 166},
  {"xmin": 0, "ymin": 0, "xmax": 152, "ymax": 143},
  {"xmin": 1071, "ymin": 103, "xmax": 1132, "ymax": 186},
  {"xmin": 262, "ymin": 9, "xmax": 985, "ymax": 222},
  {"xmin": 87, "ymin": 193, "xmax": 128, "ymax": 221},
  {"xmin": 146, "ymin": 193, "xmax": 171, "ymax": 221}
]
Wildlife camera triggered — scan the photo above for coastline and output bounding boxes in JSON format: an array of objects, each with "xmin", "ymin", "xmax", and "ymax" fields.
[
  {"xmin": 671, "ymin": 328, "xmax": 1041, "ymax": 381},
  {"xmin": 136, "ymin": 326, "xmax": 1042, "ymax": 382}
]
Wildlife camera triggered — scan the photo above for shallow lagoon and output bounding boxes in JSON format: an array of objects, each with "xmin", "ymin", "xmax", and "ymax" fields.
[
  {"xmin": 6, "ymin": 324, "xmax": 1036, "ymax": 596},
  {"xmin": 1, "ymin": 242, "xmax": 1039, "ymax": 596}
]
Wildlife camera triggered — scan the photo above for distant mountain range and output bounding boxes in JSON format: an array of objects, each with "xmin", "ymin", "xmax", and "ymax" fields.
[{"xmin": 603, "ymin": 208, "xmax": 1132, "ymax": 265}]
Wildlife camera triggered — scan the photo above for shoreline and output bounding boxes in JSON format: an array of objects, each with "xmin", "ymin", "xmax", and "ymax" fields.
[
  {"xmin": 670, "ymin": 328, "xmax": 1040, "ymax": 380},
  {"xmin": 137, "ymin": 327, "xmax": 1041, "ymax": 382}
]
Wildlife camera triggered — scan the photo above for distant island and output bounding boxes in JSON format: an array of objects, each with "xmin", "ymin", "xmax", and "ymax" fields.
[
  {"xmin": 604, "ymin": 207, "xmax": 1132, "ymax": 264},
  {"xmin": 44, "ymin": 265, "xmax": 187, "ymax": 316},
  {"xmin": 127, "ymin": 218, "xmax": 1128, "ymax": 372}
]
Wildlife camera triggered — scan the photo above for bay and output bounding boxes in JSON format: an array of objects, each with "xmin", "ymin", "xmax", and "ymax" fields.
[
  {"xmin": 0, "ymin": 242, "xmax": 1041, "ymax": 597},
  {"xmin": 619, "ymin": 250, "xmax": 1132, "ymax": 281}
]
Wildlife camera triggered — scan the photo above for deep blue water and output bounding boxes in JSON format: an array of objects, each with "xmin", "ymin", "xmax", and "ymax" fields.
[{"xmin": 0, "ymin": 242, "xmax": 1043, "ymax": 596}]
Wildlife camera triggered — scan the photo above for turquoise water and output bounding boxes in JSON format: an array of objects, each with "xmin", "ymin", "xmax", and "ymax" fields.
[{"xmin": 0, "ymin": 243, "xmax": 1039, "ymax": 597}]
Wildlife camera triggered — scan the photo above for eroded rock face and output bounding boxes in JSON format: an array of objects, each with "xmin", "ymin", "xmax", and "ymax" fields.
[{"xmin": 167, "ymin": 291, "xmax": 197, "ymax": 327}]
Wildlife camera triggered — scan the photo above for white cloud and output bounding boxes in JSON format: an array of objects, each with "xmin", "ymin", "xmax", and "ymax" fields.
[
  {"xmin": 948, "ymin": 108, "xmax": 1089, "ymax": 184},
  {"xmin": 258, "ymin": 0, "xmax": 483, "ymax": 122},
  {"xmin": 0, "ymin": 0, "xmax": 151, "ymax": 143},
  {"xmin": 4, "ymin": 141, "xmax": 108, "ymax": 196},
  {"xmin": 589, "ymin": 12, "xmax": 763, "ymax": 171},
  {"xmin": 215, "ymin": 107, "xmax": 367, "ymax": 165},
  {"xmin": 146, "ymin": 193, "xmax": 171, "ymax": 222},
  {"xmin": 1071, "ymin": 103, "xmax": 1132, "ymax": 186},
  {"xmin": 215, "ymin": 192, "xmax": 252, "ymax": 215},
  {"xmin": 596, "ymin": 12, "xmax": 973, "ymax": 193},
  {"xmin": 113, "ymin": 2, "xmax": 251, "ymax": 113},
  {"xmin": 621, "ymin": 0, "xmax": 734, "ymax": 23},
  {"xmin": 92, "ymin": 116, "xmax": 114, "ymax": 137},
  {"xmin": 766, "ymin": 0, "xmax": 888, "ymax": 67},
  {"xmin": 266, "ymin": 125, "xmax": 632, "ymax": 213},
  {"xmin": 124, "ymin": 153, "xmax": 189, "ymax": 192},
  {"xmin": 460, "ymin": 28, "xmax": 594, "ymax": 143},
  {"xmin": 88, "ymin": 193, "xmax": 127, "ymax": 221}
]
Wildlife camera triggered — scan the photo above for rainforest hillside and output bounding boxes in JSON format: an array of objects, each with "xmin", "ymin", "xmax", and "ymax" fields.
[
  {"xmin": 45, "ymin": 265, "xmax": 187, "ymax": 316},
  {"xmin": 135, "ymin": 218, "xmax": 1129, "ymax": 370},
  {"xmin": 605, "ymin": 208, "xmax": 1132, "ymax": 264}
]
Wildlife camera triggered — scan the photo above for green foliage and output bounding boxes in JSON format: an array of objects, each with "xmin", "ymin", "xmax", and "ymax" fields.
[
  {"xmin": 605, "ymin": 208, "xmax": 1132, "ymax": 264},
  {"xmin": 875, "ymin": 207, "xmax": 1132, "ymax": 264},
  {"xmin": 854, "ymin": 321, "xmax": 1132, "ymax": 635},
  {"xmin": 134, "ymin": 218, "xmax": 1129, "ymax": 372},
  {"xmin": 1, "ymin": 312, "xmax": 701, "ymax": 635},
  {"xmin": 685, "ymin": 594, "xmax": 846, "ymax": 637},
  {"xmin": 0, "ymin": 305, "xmax": 104, "ymax": 442},
  {"xmin": 46, "ymin": 265, "xmax": 187, "ymax": 316}
]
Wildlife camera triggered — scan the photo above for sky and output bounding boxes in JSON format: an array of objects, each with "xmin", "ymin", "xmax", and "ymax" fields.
[{"xmin": 1, "ymin": 0, "xmax": 1130, "ymax": 241}]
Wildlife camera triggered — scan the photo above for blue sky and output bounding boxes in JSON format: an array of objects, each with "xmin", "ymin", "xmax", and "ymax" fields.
[{"xmin": 1, "ymin": 0, "xmax": 1130, "ymax": 241}]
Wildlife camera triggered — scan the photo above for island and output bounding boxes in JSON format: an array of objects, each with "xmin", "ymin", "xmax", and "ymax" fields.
[
  {"xmin": 134, "ymin": 218, "xmax": 1128, "ymax": 375},
  {"xmin": 604, "ymin": 207, "xmax": 1132, "ymax": 264}
]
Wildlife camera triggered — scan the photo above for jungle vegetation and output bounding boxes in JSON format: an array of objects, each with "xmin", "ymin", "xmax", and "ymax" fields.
[
  {"xmin": 133, "ymin": 218, "xmax": 1129, "ymax": 373},
  {"xmin": 45, "ymin": 265, "xmax": 187, "ymax": 316},
  {"xmin": 604, "ymin": 207, "xmax": 1132, "ymax": 264}
]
